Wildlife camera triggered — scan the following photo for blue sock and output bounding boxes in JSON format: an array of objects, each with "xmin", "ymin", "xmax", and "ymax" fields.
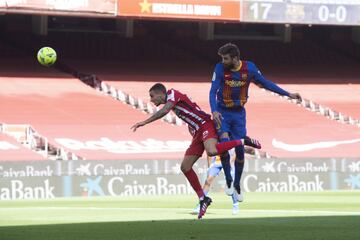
[
  {"xmin": 234, "ymin": 160, "xmax": 244, "ymax": 192},
  {"xmin": 231, "ymin": 193, "xmax": 238, "ymax": 204},
  {"xmin": 234, "ymin": 146, "xmax": 245, "ymax": 193},
  {"xmin": 220, "ymin": 137, "xmax": 232, "ymax": 188}
]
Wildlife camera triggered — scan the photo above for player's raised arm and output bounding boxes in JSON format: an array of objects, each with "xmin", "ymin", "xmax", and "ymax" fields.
[
  {"xmin": 131, "ymin": 101, "xmax": 174, "ymax": 132},
  {"xmin": 131, "ymin": 83, "xmax": 176, "ymax": 132},
  {"xmin": 250, "ymin": 62, "xmax": 301, "ymax": 101},
  {"xmin": 250, "ymin": 62, "xmax": 289, "ymax": 96},
  {"xmin": 209, "ymin": 64, "xmax": 222, "ymax": 127}
]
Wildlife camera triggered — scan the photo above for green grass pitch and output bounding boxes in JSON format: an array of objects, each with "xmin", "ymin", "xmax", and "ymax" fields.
[{"xmin": 0, "ymin": 191, "xmax": 359, "ymax": 240}]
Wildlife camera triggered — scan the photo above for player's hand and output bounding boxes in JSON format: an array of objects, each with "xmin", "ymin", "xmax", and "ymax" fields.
[
  {"xmin": 131, "ymin": 122, "xmax": 145, "ymax": 132},
  {"xmin": 212, "ymin": 111, "xmax": 223, "ymax": 129},
  {"xmin": 289, "ymin": 93, "xmax": 302, "ymax": 102}
]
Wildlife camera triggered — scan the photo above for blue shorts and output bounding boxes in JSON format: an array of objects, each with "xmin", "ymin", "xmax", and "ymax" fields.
[
  {"xmin": 208, "ymin": 163, "xmax": 222, "ymax": 177},
  {"xmin": 217, "ymin": 106, "xmax": 246, "ymax": 140}
]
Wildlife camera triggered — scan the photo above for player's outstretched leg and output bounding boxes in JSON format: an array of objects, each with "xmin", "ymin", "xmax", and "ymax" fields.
[
  {"xmin": 244, "ymin": 136, "xmax": 261, "ymax": 149},
  {"xmin": 214, "ymin": 138, "xmax": 243, "ymax": 155}
]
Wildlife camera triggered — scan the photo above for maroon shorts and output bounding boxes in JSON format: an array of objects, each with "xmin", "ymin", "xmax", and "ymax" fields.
[{"xmin": 185, "ymin": 121, "xmax": 218, "ymax": 156}]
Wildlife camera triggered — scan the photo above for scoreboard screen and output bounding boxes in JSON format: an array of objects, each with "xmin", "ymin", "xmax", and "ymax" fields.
[{"xmin": 242, "ymin": 0, "xmax": 360, "ymax": 25}]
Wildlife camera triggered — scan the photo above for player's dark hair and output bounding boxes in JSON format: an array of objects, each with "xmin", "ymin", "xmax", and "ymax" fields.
[
  {"xmin": 218, "ymin": 43, "xmax": 240, "ymax": 58},
  {"xmin": 149, "ymin": 83, "xmax": 167, "ymax": 94}
]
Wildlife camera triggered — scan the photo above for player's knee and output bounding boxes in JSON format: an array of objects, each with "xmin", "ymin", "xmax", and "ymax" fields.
[
  {"xmin": 180, "ymin": 163, "xmax": 191, "ymax": 173},
  {"xmin": 206, "ymin": 149, "xmax": 218, "ymax": 157}
]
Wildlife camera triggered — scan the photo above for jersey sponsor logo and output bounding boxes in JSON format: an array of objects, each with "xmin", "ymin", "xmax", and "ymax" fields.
[
  {"xmin": 225, "ymin": 79, "xmax": 246, "ymax": 87},
  {"xmin": 225, "ymin": 74, "xmax": 231, "ymax": 78}
]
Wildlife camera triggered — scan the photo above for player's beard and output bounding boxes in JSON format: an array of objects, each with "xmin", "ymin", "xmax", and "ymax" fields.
[{"xmin": 224, "ymin": 62, "xmax": 235, "ymax": 70}]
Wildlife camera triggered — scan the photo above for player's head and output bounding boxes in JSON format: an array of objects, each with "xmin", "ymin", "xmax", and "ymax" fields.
[
  {"xmin": 218, "ymin": 43, "xmax": 240, "ymax": 70},
  {"xmin": 149, "ymin": 83, "xmax": 167, "ymax": 106}
]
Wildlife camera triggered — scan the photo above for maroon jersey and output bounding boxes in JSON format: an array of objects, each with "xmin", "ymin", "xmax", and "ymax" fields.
[{"xmin": 166, "ymin": 89, "xmax": 212, "ymax": 132}]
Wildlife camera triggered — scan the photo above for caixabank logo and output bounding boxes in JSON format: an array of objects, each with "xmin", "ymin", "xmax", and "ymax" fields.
[
  {"xmin": 0, "ymin": 165, "xmax": 54, "ymax": 178},
  {"xmin": 0, "ymin": 179, "xmax": 56, "ymax": 200},
  {"xmin": 242, "ymin": 174, "xmax": 325, "ymax": 192},
  {"xmin": 259, "ymin": 160, "xmax": 330, "ymax": 173},
  {"xmin": 78, "ymin": 176, "xmax": 194, "ymax": 197},
  {"xmin": 347, "ymin": 160, "xmax": 360, "ymax": 172},
  {"xmin": 344, "ymin": 174, "xmax": 360, "ymax": 190},
  {"xmin": 75, "ymin": 163, "xmax": 151, "ymax": 176}
]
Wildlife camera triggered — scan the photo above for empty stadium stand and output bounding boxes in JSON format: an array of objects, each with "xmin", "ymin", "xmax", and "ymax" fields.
[
  {"xmin": 0, "ymin": 57, "xmax": 191, "ymax": 160},
  {"xmin": 0, "ymin": 131, "xmax": 45, "ymax": 161},
  {"xmin": 0, "ymin": 22, "xmax": 359, "ymax": 160}
]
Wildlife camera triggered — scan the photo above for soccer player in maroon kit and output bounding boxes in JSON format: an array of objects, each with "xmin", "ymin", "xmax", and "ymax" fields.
[{"xmin": 131, "ymin": 83, "xmax": 246, "ymax": 219}]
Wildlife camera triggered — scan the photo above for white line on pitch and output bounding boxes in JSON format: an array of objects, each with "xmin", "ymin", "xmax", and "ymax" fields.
[{"xmin": 1, "ymin": 207, "xmax": 360, "ymax": 215}]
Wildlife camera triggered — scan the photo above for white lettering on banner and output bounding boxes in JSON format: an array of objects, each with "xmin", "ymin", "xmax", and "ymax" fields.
[
  {"xmin": 348, "ymin": 161, "xmax": 360, "ymax": 172},
  {"xmin": 152, "ymin": 3, "xmax": 221, "ymax": 16},
  {"xmin": 45, "ymin": 0, "xmax": 88, "ymax": 10},
  {"xmin": 274, "ymin": 162, "xmax": 329, "ymax": 173},
  {"xmin": 0, "ymin": 141, "xmax": 19, "ymax": 150},
  {"xmin": 55, "ymin": 138, "xmax": 191, "ymax": 153},
  {"xmin": 261, "ymin": 161, "xmax": 330, "ymax": 173},
  {"xmin": 0, "ymin": 179, "xmax": 55, "ymax": 200},
  {"xmin": 108, "ymin": 177, "xmax": 193, "ymax": 196},
  {"xmin": 0, "ymin": 166, "xmax": 53, "ymax": 178},
  {"xmin": 93, "ymin": 164, "xmax": 151, "ymax": 176},
  {"xmin": 243, "ymin": 174, "xmax": 324, "ymax": 192},
  {"xmin": 194, "ymin": 5, "xmax": 221, "ymax": 16}
]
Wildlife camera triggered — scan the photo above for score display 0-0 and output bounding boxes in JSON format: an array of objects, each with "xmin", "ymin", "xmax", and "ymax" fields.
[{"xmin": 242, "ymin": 0, "xmax": 360, "ymax": 25}]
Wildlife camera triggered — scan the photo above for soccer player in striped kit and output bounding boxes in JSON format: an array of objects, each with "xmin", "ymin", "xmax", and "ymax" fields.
[
  {"xmin": 210, "ymin": 43, "xmax": 301, "ymax": 201},
  {"xmin": 131, "ymin": 83, "xmax": 247, "ymax": 219}
]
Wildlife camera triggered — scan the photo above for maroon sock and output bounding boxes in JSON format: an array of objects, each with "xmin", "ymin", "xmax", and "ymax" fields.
[
  {"xmin": 184, "ymin": 169, "xmax": 204, "ymax": 199},
  {"xmin": 215, "ymin": 140, "xmax": 243, "ymax": 154}
]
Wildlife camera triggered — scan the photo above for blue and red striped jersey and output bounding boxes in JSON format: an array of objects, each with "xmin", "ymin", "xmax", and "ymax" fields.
[{"xmin": 210, "ymin": 61, "xmax": 290, "ymax": 112}]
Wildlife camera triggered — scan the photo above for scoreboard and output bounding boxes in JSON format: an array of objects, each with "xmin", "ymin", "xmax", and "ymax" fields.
[
  {"xmin": 242, "ymin": 0, "xmax": 360, "ymax": 25},
  {"xmin": 1, "ymin": 0, "xmax": 360, "ymax": 25}
]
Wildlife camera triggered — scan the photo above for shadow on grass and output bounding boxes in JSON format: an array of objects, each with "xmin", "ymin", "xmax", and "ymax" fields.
[{"xmin": 0, "ymin": 215, "xmax": 359, "ymax": 240}]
